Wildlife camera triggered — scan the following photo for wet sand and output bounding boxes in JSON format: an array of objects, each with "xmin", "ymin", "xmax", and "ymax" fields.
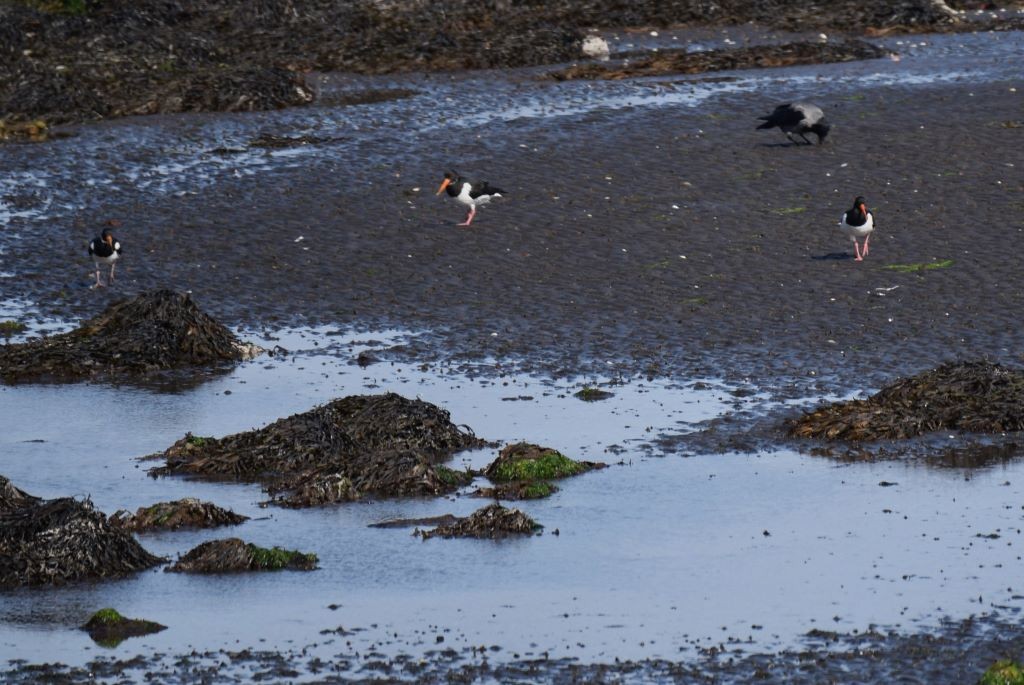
[{"xmin": 8, "ymin": 61, "xmax": 1022, "ymax": 392}]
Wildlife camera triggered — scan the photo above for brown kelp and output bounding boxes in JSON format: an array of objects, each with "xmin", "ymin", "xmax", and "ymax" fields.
[
  {"xmin": 0, "ymin": 290, "xmax": 260, "ymax": 383},
  {"xmin": 790, "ymin": 361, "xmax": 1024, "ymax": 441},
  {"xmin": 0, "ymin": 476, "xmax": 163, "ymax": 589},
  {"xmin": 110, "ymin": 498, "xmax": 248, "ymax": 532},
  {"xmin": 419, "ymin": 504, "xmax": 542, "ymax": 540},
  {"xmin": 549, "ymin": 40, "xmax": 892, "ymax": 81},
  {"xmin": 166, "ymin": 538, "xmax": 317, "ymax": 573},
  {"xmin": 152, "ymin": 393, "xmax": 487, "ymax": 507}
]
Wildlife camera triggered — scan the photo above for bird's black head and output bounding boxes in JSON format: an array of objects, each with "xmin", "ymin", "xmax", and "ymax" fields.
[
  {"xmin": 812, "ymin": 120, "xmax": 831, "ymax": 144},
  {"xmin": 437, "ymin": 170, "xmax": 461, "ymax": 196},
  {"xmin": 100, "ymin": 228, "xmax": 114, "ymax": 245},
  {"xmin": 851, "ymin": 196, "xmax": 868, "ymax": 216}
]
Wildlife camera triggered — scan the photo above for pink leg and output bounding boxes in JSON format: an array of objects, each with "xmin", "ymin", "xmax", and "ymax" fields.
[
  {"xmin": 853, "ymin": 240, "xmax": 863, "ymax": 262},
  {"xmin": 457, "ymin": 207, "xmax": 476, "ymax": 227},
  {"xmin": 109, "ymin": 262, "xmax": 116, "ymax": 284},
  {"xmin": 92, "ymin": 268, "xmax": 104, "ymax": 289},
  {"xmin": 862, "ymin": 234, "xmax": 870, "ymax": 256}
]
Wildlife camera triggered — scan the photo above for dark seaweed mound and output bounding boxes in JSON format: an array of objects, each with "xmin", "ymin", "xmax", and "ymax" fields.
[
  {"xmin": 166, "ymin": 538, "xmax": 317, "ymax": 573},
  {"xmin": 109, "ymin": 498, "xmax": 249, "ymax": 532},
  {"xmin": 0, "ymin": 476, "xmax": 164, "ymax": 588},
  {"xmin": 790, "ymin": 361, "xmax": 1024, "ymax": 441},
  {"xmin": 549, "ymin": 40, "xmax": 892, "ymax": 81},
  {"xmin": 419, "ymin": 503, "xmax": 542, "ymax": 540},
  {"xmin": 0, "ymin": 289, "xmax": 259, "ymax": 383},
  {"xmin": 152, "ymin": 393, "xmax": 487, "ymax": 507}
]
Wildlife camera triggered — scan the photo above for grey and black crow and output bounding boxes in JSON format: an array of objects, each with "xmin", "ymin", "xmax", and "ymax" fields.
[{"xmin": 756, "ymin": 103, "xmax": 831, "ymax": 145}]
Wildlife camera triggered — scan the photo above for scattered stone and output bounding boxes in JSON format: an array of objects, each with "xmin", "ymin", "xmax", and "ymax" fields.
[
  {"xmin": 484, "ymin": 443, "xmax": 605, "ymax": 483},
  {"xmin": 110, "ymin": 498, "xmax": 248, "ymax": 532},
  {"xmin": 152, "ymin": 393, "xmax": 486, "ymax": 507},
  {"xmin": 574, "ymin": 386, "xmax": 614, "ymax": 402},
  {"xmin": 789, "ymin": 361, "xmax": 1024, "ymax": 441},
  {"xmin": 418, "ymin": 504, "xmax": 542, "ymax": 540},
  {"xmin": 167, "ymin": 538, "xmax": 317, "ymax": 573},
  {"xmin": 0, "ymin": 290, "xmax": 262, "ymax": 384},
  {"xmin": 548, "ymin": 40, "xmax": 891, "ymax": 81},
  {"xmin": 581, "ymin": 35, "xmax": 611, "ymax": 61},
  {"xmin": 0, "ymin": 476, "xmax": 164, "ymax": 589},
  {"xmin": 81, "ymin": 608, "xmax": 166, "ymax": 648}
]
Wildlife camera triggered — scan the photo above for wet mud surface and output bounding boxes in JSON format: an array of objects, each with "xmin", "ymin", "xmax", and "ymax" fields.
[{"xmin": 2, "ymin": 16, "xmax": 1024, "ymax": 685}]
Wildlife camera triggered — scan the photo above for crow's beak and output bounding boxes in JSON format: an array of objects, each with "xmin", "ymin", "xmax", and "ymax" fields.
[{"xmin": 436, "ymin": 178, "xmax": 452, "ymax": 195}]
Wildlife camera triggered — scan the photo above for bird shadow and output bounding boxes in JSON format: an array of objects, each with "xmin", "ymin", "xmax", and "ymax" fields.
[
  {"xmin": 812, "ymin": 252, "xmax": 854, "ymax": 261},
  {"xmin": 758, "ymin": 142, "xmax": 815, "ymax": 148}
]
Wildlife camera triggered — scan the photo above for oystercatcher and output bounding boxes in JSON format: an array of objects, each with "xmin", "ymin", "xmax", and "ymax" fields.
[
  {"xmin": 839, "ymin": 196, "xmax": 874, "ymax": 261},
  {"xmin": 436, "ymin": 171, "xmax": 505, "ymax": 226},
  {"xmin": 88, "ymin": 228, "xmax": 122, "ymax": 288},
  {"xmin": 756, "ymin": 103, "xmax": 831, "ymax": 145}
]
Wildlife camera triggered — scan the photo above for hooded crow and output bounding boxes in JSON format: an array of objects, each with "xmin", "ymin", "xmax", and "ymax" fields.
[{"xmin": 756, "ymin": 103, "xmax": 831, "ymax": 145}]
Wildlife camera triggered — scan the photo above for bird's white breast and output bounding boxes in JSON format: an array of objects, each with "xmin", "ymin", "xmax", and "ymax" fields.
[{"xmin": 839, "ymin": 212, "xmax": 874, "ymax": 238}]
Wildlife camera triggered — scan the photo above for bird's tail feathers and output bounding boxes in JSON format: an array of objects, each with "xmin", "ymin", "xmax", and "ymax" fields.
[{"xmin": 756, "ymin": 121, "xmax": 774, "ymax": 129}]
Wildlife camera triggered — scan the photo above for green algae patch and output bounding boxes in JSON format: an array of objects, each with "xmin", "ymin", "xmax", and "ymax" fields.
[
  {"xmin": 167, "ymin": 538, "xmax": 317, "ymax": 573},
  {"xmin": 81, "ymin": 608, "xmax": 166, "ymax": 648},
  {"xmin": 434, "ymin": 465, "xmax": 473, "ymax": 487},
  {"xmin": 0, "ymin": 321, "xmax": 27, "ymax": 338},
  {"xmin": 247, "ymin": 544, "xmax": 318, "ymax": 571},
  {"xmin": 980, "ymin": 661, "xmax": 1024, "ymax": 685},
  {"xmin": 574, "ymin": 386, "xmax": 614, "ymax": 402},
  {"xmin": 883, "ymin": 259, "xmax": 953, "ymax": 273},
  {"xmin": 474, "ymin": 481, "xmax": 559, "ymax": 500},
  {"xmin": 419, "ymin": 504, "xmax": 542, "ymax": 540},
  {"xmin": 484, "ymin": 443, "xmax": 604, "ymax": 483}
]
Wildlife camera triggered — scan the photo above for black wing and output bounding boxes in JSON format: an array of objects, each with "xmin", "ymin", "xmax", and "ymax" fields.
[
  {"xmin": 470, "ymin": 182, "xmax": 505, "ymax": 199},
  {"xmin": 759, "ymin": 104, "xmax": 805, "ymax": 128}
]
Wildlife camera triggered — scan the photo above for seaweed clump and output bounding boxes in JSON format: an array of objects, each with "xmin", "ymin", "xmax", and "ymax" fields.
[
  {"xmin": 110, "ymin": 498, "xmax": 248, "ymax": 532},
  {"xmin": 789, "ymin": 361, "xmax": 1024, "ymax": 441},
  {"xmin": 167, "ymin": 538, "xmax": 317, "ymax": 573},
  {"xmin": 980, "ymin": 661, "xmax": 1024, "ymax": 685},
  {"xmin": 152, "ymin": 393, "xmax": 487, "ymax": 507},
  {"xmin": 0, "ymin": 476, "xmax": 164, "ymax": 589},
  {"xmin": 574, "ymin": 386, "xmax": 614, "ymax": 402},
  {"xmin": 81, "ymin": 608, "xmax": 166, "ymax": 648},
  {"xmin": 549, "ymin": 40, "xmax": 891, "ymax": 81},
  {"xmin": 485, "ymin": 443, "xmax": 604, "ymax": 483},
  {"xmin": 0, "ymin": 290, "xmax": 261, "ymax": 383},
  {"xmin": 419, "ymin": 504, "xmax": 542, "ymax": 540}
]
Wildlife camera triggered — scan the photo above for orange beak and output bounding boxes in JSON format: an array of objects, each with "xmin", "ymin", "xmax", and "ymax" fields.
[
  {"xmin": 104, "ymin": 235, "xmax": 113, "ymax": 247},
  {"xmin": 858, "ymin": 203, "xmax": 867, "ymax": 215},
  {"xmin": 436, "ymin": 178, "xmax": 452, "ymax": 195}
]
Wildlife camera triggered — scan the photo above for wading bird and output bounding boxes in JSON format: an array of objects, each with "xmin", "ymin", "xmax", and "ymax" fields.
[
  {"xmin": 839, "ymin": 196, "xmax": 874, "ymax": 261},
  {"xmin": 436, "ymin": 170, "xmax": 505, "ymax": 226},
  {"xmin": 756, "ymin": 103, "xmax": 831, "ymax": 145},
  {"xmin": 88, "ymin": 228, "xmax": 122, "ymax": 288}
]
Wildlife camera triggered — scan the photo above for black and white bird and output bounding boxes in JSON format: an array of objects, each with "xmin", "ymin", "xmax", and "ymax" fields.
[
  {"xmin": 756, "ymin": 103, "xmax": 831, "ymax": 145},
  {"xmin": 839, "ymin": 196, "xmax": 874, "ymax": 261},
  {"xmin": 88, "ymin": 228, "xmax": 122, "ymax": 288},
  {"xmin": 436, "ymin": 170, "xmax": 505, "ymax": 226}
]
